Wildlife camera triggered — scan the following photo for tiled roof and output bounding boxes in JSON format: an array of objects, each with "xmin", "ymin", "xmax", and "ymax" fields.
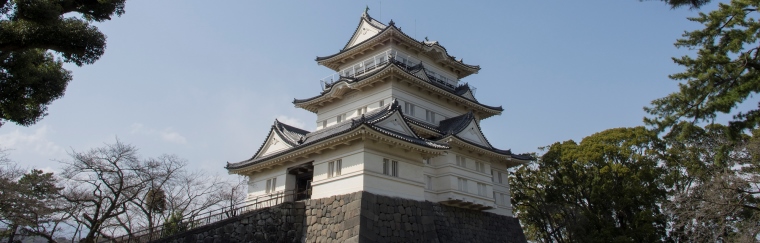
[
  {"xmin": 315, "ymin": 17, "xmax": 480, "ymax": 73},
  {"xmin": 293, "ymin": 60, "xmax": 503, "ymax": 112},
  {"xmin": 453, "ymin": 83, "xmax": 478, "ymax": 102},
  {"xmin": 226, "ymin": 100, "xmax": 449, "ymax": 170},
  {"xmin": 273, "ymin": 119, "xmax": 309, "ymax": 146},
  {"xmin": 438, "ymin": 111, "xmax": 476, "ymax": 135},
  {"xmin": 410, "ymin": 111, "xmax": 535, "ymax": 161}
]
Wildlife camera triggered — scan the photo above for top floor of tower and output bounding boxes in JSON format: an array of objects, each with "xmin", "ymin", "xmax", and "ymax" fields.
[
  {"xmin": 296, "ymin": 9, "xmax": 504, "ymax": 128},
  {"xmin": 315, "ymin": 9, "xmax": 481, "ymax": 83}
]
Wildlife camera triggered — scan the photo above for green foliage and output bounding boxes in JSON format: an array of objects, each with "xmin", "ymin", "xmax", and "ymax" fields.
[
  {"xmin": 0, "ymin": 168, "xmax": 62, "ymax": 242},
  {"xmin": 657, "ymin": 0, "xmax": 713, "ymax": 9},
  {"xmin": 0, "ymin": 0, "xmax": 126, "ymax": 127},
  {"xmin": 145, "ymin": 187, "xmax": 167, "ymax": 213},
  {"xmin": 645, "ymin": 0, "xmax": 760, "ymax": 136},
  {"xmin": 511, "ymin": 127, "xmax": 668, "ymax": 243},
  {"xmin": 161, "ymin": 211, "xmax": 187, "ymax": 237}
]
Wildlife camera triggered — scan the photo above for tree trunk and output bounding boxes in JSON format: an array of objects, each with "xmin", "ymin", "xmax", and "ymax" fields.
[{"xmin": 6, "ymin": 224, "xmax": 18, "ymax": 243}]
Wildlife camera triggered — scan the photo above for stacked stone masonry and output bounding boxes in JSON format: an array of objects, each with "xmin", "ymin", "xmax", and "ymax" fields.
[
  {"xmin": 153, "ymin": 202, "xmax": 306, "ymax": 243},
  {"xmin": 150, "ymin": 192, "xmax": 526, "ymax": 243}
]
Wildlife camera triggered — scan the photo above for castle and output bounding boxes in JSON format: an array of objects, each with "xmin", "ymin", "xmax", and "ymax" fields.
[{"xmin": 225, "ymin": 9, "xmax": 531, "ymax": 217}]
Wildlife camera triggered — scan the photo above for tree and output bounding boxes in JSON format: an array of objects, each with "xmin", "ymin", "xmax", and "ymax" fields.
[
  {"xmin": 511, "ymin": 127, "xmax": 668, "ymax": 243},
  {"xmin": 657, "ymin": 0, "xmax": 713, "ymax": 9},
  {"xmin": 661, "ymin": 123, "xmax": 760, "ymax": 242},
  {"xmin": 645, "ymin": 0, "xmax": 760, "ymax": 136},
  {"xmin": 57, "ymin": 140, "xmax": 244, "ymax": 242},
  {"xmin": 0, "ymin": 150, "xmax": 64, "ymax": 243},
  {"xmin": 115, "ymin": 156, "xmax": 232, "ymax": 239},
  {"xmin": 58, "ymin": 140, "xmax": 161, "ymax": 243},
  {"xmin": 0, "ymin": 0, "xmax": 126, "ymax": 127}
]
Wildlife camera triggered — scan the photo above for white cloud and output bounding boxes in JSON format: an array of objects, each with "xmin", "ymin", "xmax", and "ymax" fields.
[
  {"xmin": 160, "ymin": 128, "xmax": 187, "ymax": 144},
  {"xmin": 129, "ymin": 123, "xmax": 187, "ymax": 144},
  {"xmin": 276, "ymin": 115, "xmax": 306, "ymax": 129},
  {"xmin": 0, "ymin": 125, "xmax": 66, "ymax": 158}
]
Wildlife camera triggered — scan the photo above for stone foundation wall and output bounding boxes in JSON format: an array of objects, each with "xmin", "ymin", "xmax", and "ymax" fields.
[
  {"xmin": 304, "ymin": 192, "xmax": 526, "ymax": 243},
  {"xmin": 303, "ymin": 193, "xmax": 363, "ymax": 242},
  {"xmin": 148, "ymin": 192, "xmax": 526, "ymax": 243},
  {"xmin": 153, "ymin": 202, "xmax": 306, "ymax": 243}
]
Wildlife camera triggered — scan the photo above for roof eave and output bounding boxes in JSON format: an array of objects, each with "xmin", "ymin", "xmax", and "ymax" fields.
[
  {"xmin": 316, "ymin": 26, "xmax": 480, "ymax": 76},
  {"xmin": 293, "ymin": 64, "xmax": 503, "ymax": 117},
  {"xmin": 226, "ymin": 124, "xmax": 447, "ymax": 174}
]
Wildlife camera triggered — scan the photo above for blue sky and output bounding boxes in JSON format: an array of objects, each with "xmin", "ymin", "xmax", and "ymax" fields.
[{"xmin": 0, "ymin": 1, "xmax": 729, "ymax": 175}]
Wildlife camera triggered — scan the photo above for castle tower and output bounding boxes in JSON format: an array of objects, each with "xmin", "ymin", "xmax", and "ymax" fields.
[{"xmin": 225, "ymin": 10, "xmax": 531, "ymax": 216}]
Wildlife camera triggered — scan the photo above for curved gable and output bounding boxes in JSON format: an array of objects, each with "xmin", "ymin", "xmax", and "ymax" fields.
[
  {"xmin": 345, "ymin": 17, "xmax": 385, "ymax": 49},
  {"xmin": 255, "ymin": 129, "xmax": 294, "ymax": 159},
  {"xmin": 460, "ymin": 90, "xmax": 476, "ymax": 101},
  {"xmin": 374, "ymin": 112, "xmax": 416, "ymax": 137},
  {"xmin": 455, "ymin": 120, "xmax": 491, "ymax": 148}
]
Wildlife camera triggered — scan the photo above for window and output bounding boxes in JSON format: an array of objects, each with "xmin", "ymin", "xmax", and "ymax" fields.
[
  {"xmin": 425, "ymin": 175, "xmax": 433, "ymax": 190},
  {"xmin": 383, "ymin": 158, "xmax": 398, "ymax": 177},
  {"xmin": 328, "ymin": 159, "xmax": 342, "ymax": 178},
  {"xmin": 337, "ymin": 114, "xmax": 345, "ymax": 123},
  {"xmin": 424, "ymin": 158, "xmax": 431, "ymax": 165},
  {"xmin": 357, "ymin": 106, "xmax": 367, "ymax": 116},
  {"xmin": 457, "ymin": 177, "xmax": 468, "ymax": 192},
  {"xmin": 328, "ymin": 161, "xmax": 334, "ymax": 178},
  {"xmin": 491, "ymin": 170, "xmax": 495, "ymax": 182},
  {"xmin": 456, "ymin": 155, "xmax": 466, "ymax": 168},
  {"xmin": 379, "ymin": 100, "xmax": 384, "ymax": 107},
  {"xmin": 265, "ymin": 177, "xmax": 277, "ymax": 194},
  {"xmin": 336, "ymin": 159, "xmax": 342, "ymax": 176},
  {"xmin": 322, "ymin": 120, "xmax": 327, "ymax": 128},
  {"xmin": 498, "ymin": 172, "xmax": 503, "ymax": 184},
  {"xmin": 494, "ymin": 192, "xmax": 509, "ymax": 206},
  {"xmin": 426, "ymin": 110, "xmax": 436, "ymax": 123},
  {"xmin": 476, "ymin": 161, "xmax": 485, "ymax": 173},
  {"xmin": 405, "ymin": 102, "xmax": 415, "ymax": 116},
  {"xmin": 477, "ymin": 183, "xmax": 487, "ymax": 196},
  {"xmin": 392, "ymin": 160, "xmax": 398, "ymax": 177}
]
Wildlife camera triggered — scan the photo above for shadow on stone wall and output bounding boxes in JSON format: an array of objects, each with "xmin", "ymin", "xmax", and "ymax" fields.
[
  {"xmin": 153, "ymin": 202, "xmax": 306, "ymax": 243},
  {"xmin": 150, "ymin": 192, "xmax": 526, "ymax": 243},
  {"xmin": 304, "ymin": 192, "xmax": 526, "ymax": 243}
]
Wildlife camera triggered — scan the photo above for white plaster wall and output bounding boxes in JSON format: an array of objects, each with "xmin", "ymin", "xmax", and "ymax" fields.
[
  {"xmin": 363, "ymin": 150, "xmax": 425, "ymax": 200},
  {"xmin": 315, "ymin": 81, "xmax": 392, "ymax": 130},
  {"xmin": 312, "ymin": 144, "xmax": 364, "ymax": 182},
  {"xmin": 311, "ymin": 175, "xmax": 365, "ymax": 199},
  {"xmin": 421, "ymin": 151, "xmax": 506, "ymax": 214},
  {"xmin": 310, "ymin": 143, "xmax": 365, "ymax": 199},
  {"xmin": 392, "ymin": 83, "xmax": 470, "ymax": 124},
  {"xmin": 245, "ymin": 159, "xmax": 315, "ymax": 199}
]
